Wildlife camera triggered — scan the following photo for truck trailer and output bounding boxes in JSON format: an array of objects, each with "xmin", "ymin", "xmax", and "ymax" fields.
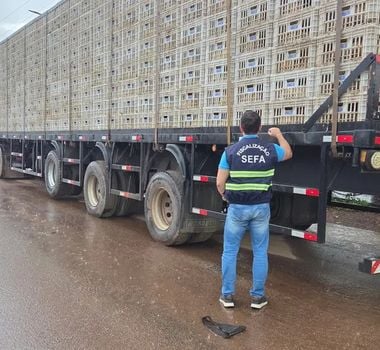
[{"xmin": 0, "ymin": 0, "xmax": 379, "ymax": 246}]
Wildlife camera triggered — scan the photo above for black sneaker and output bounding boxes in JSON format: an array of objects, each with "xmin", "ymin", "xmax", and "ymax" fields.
[
  {"xmin": 250, "ymin": 296, "xmax": 268, "ymax": 309},
  {"xmin": 219, "ymin": 295, "xmax": 235, "ymax": 308}
]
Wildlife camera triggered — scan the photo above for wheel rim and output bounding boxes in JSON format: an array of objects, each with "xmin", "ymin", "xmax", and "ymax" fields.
[
  {"xmin": 87, "ymin": 175, "xmax": 102, "ymax": 207},
  {"xmin": 151, "ymin": 187, "xmax": 173, "ymax": 231},
  {"xmin": 47, "ymin": 160, "xmax": 56, "ymax": 188}
]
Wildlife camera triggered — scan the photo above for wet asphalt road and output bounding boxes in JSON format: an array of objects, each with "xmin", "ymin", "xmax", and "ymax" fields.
[{"xmin": 0, "ymin": 179, "xmax": 379, "ymax": 349}]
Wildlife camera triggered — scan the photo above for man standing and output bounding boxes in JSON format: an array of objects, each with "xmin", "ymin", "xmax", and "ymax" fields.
[{"xmin": 216, "ymin": 110, "xmax": 293, "ymax": 309}]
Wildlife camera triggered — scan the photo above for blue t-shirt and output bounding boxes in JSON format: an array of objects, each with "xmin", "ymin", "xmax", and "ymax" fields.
[{"xmin": 218, "ymin": 135, "xmax": 285, "ymax": 170}]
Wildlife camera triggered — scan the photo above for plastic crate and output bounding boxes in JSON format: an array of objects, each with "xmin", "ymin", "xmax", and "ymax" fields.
[
  {"xmin": 161, "ymin": 31, "xmax": 178, "ymax": 51},
  {"xmin": 271, "ymin": 101, "xmax": 314, "ymax": 125},
  {"xmin": 207, "ymin": 38, "xmax": 228, "ymax": 61},
  {"xmin": 316, "ymin": 26, "xmax": 380, "ymax": 67},
  {"xmin": 236, "ymin": 49, "xmax": 272, "ymax": 79},
  {"xmin": 139, "ymin": 38, "xmax": 155, "ymax": 60},
  {"xmin": 123, "ymin": 26, "xmax": 138, "ymax": 45},
  {"xmin": 161, "ymin": 8, "xmax": 179, "ymax": 31},
  {"xmin": 207, "ymin": 13, "xmax": 227, "ymax": 38},
  {"xmin": 236, "ymin": 78, "xmax": 270, "ymax": 104},
  {"xmin": 122, "ymin": 78, "xmax": 139, "ymax": 96},
  {"xmin": 274, "ymin": 9, "xmax": 319, "ymax": 47},
  {"xmin": 124, "ymin": 6, "xmax": 139, "ymax": 26},
  {"xmin": 238, "ymin": 23, "xmax": 273, "ymax": 54},
  {"xmin": 205, "ymin": 85, "xmax": 227, "ymax": 107},
  {"xmin": 233, "ymin": 104, "xmax": 270, "ymax": 126},
  {"xmin": 138, "ymin": 78, "xmax": 154, "ymax": 94},
  {"xmin": 123, "ymin": 98, "xmax": 139, "ymax": 114},
  {"xmin": 160, "ymin": 92, "xmax": 178, "ymax": 111},
  {"xmin": 139, "ymin": 97, "xmax": 154, "ymax": 114},
  {"xmin": 162, "ymin": 0, "xmax": 178, "ymax": 12},
  {"xmin": 181, "ymin": 22, "xmax": 204, "ymax": 46},
  {"xmin": 319, "ymin": 0, "xmax": 380, "ymax": 36},
  {"xmin": 271, "ymin": 70, "xmax": 315, "ymax": 101},
  {"xmin": 180, "ymin": 90, "xmax": 203, "ymax": 109},
  {"xmin": 140, "ymin": 1, "xmax": 155, "ymax": 19},
  {"xmin": 180, "ymin": 45, "xmax": 203, "ymax": 66},
  {"xmin": 203, "ymin": 108, "xmax": 228, "ymax": 127},
  {"xmin": 315, "ymin": 94, "xmax": 368, "ymax": 123},
  {"xmin": 124, "ymin": 43, "xmax": 139, "ymax": 61},
  {"xmin": 140, "ymin": 18, "xmax": 155, "ymax": 38},
  {"xmin": 160, "ymin": 51, "xmax": 178, "ymax": 71},
  {"xmin": 160, "ymin": 72, "xmax": 178, "ymax": 91},
  {"xmin": 181, "ymin": 1, "xmax": 205, "ymax": 24},
  {"xmin": 315, "ymin": 64, "xmax": 370, "ymax": 98},
  {"xmin": 180, "ymin": 67, "xmax": 203, "ymax": 87},
  {"xmin": 206, "ymin": 63, "xmax": 228, "ymax": 83},
  {"xmin": 159, "ymin": 111, "xmax": 180, "ymax": 128},
  {"xmin": 275, "ymin": 0, "xmax": 318, "ymax": 18},
  {"xmin": 138, "ymin": 59, "xmax": 155, "ymax": 76},
  {"xmin": 178, "ymin": 110, "xmax": 203, "ymax": 128},
  {"xmin": 207, "ymin": 0, "xmax": 227, "ymax": 15},
  {"xmin": 272, "ymin": 42, "xmax": 317, "ymax": 74},
  {"xmin": 237, "ymin": 0, "xmax": 275, "ymax": 29}
]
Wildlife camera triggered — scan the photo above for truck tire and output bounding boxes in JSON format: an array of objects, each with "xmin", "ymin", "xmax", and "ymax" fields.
[
  {"xmin": 44, "ymin": 150, "xmax": 72, "ymax": 198},
  {"xmin": 145, "ymin": 171, "xmax": 192, "ymax": 245},
  {"xmin": 144, "ymin": 171, "xmax": 221, "ymax": 245},
  {"xmin": 83, "ymin": 160, "xmax": 117, "ymax": 218}
]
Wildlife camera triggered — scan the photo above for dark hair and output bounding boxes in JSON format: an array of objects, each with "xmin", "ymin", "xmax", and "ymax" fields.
[{"xmin": 240, "ymin": 110, "xmax": 261, "ymax": 134}]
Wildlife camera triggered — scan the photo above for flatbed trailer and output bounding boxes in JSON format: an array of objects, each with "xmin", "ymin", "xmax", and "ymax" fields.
[{"xmin": 0, "ymin": 0, "xmax": 380, "ymax": 246}]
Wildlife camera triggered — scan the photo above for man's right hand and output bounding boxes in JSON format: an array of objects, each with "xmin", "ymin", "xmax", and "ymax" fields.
[
  {"xmin": 268, "ymin": 127, "xmax": 282, "ymax": 138},
  {"xmin": 268, "ymin": 127, "xmax": 293, "ymax": 161}
]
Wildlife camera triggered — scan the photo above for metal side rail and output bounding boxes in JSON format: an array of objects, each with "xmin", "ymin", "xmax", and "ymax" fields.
[
  {"xmin": 110, "ymin": 163, "xmax": 142, "ymax": 201},
  {"xmin": 9, "ymin": 139, "xmax": 43, "ymax": 177},
  {"xmin": 110, "ymin": 140, "xmax": 145, "ymax": 201},
  {"xmin": 61, "ymin": 142, "xmax": 83, "ymax": 187},
  {"xmin": 191, "ymin": 174, "xmax": 320, "ymax": 242},
  {"xmin": 10, "ymin": 137, "xmax": 24, "ymax": 172}
]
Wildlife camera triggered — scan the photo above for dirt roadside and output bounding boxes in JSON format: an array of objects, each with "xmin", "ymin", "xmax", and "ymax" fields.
[{"xmin": 327, "ymin": 206, "xmax": 380, "ymax": 232}]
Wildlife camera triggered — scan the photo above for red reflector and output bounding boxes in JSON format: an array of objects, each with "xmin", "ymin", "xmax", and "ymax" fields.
[
  {"xmin": 375, "ymin": 136, "xmax": 380, "ymax": 145},
  {"xmin": 123, "ymin": 165, "xmax": 132, "ymax": 171},
  {"xmin": 200, "ymin": 176, "xmax": 209, "ymax": 182},
  {"xmin": 305, "ymin": 188, "xmax": 320, "ymax": 197},
  {"xmin": 371, "ymin": 260, "xmax": 380, "ymax": 274},
  {"xmin": 304, "ymin": 233, "xmax": 318, "ymax": 241},
  {"xmin": 336, "ymin": 135, "xmax": 353, "ymax": 143},
  {"xmin": 186, "ymin": 136, "xmax": 194, "ymax": 142},
  {"xmin": 199, "ymin": 209, "xmax": 208, "ymax": 216}
]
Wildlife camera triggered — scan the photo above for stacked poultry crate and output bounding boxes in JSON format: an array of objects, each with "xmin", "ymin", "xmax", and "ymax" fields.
[
  {"xmin": 269, "ymin": 0, "xmax": 319, "ymax": 125},
  {"xmin": 233, "ymin": 0, "xmax": 274, "ymax": 125},
  {"xmin": 7, "ymin": 30, "xmax": 25, "ymax": 133},
  {"xmin": 1, "ymin": 0, "xmax": 380, "ymax": 134},
  {"xmin": 0, "ymin": 39, "xmax": 8, "ymax": 134},
  {"xmin": 45, "ymin": 0, "xmax": 70, "ymax": 132},
  {"xmin": 314, "ymin": 0, "xmax": 380, "ymax": 123},
  {"xmin": 25, "ymin": 16, "xmax": 46, "ymax": 132}
]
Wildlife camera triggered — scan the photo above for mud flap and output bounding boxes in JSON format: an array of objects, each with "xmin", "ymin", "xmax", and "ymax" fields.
[{"xmin": 202, "ymin": 316, "xmax": 246, "ymax": 339}]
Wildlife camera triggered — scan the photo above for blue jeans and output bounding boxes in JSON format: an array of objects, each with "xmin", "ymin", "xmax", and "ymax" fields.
[{"xmin": 221, "ymin": 203, "xmax": 270, "ymax": 298}]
